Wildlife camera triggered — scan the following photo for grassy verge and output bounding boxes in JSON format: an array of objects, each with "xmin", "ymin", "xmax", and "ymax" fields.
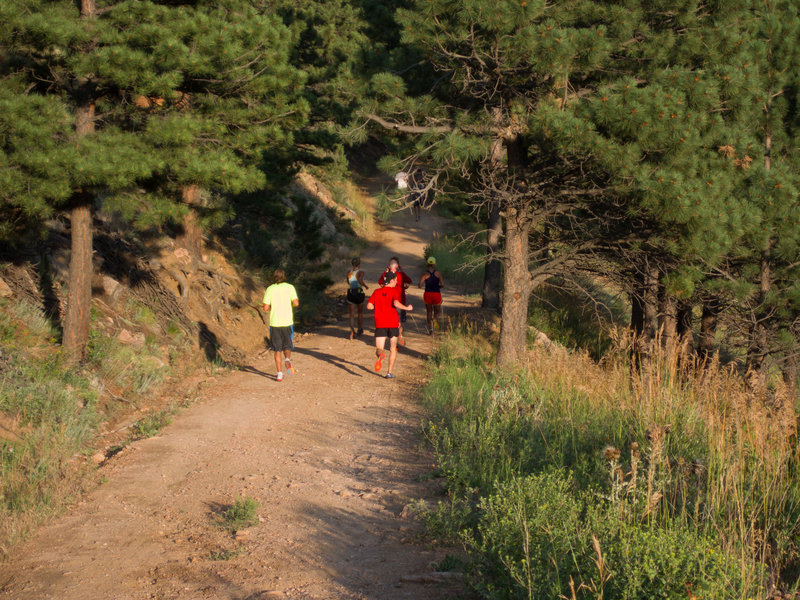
[
  {"xmin": 418, "ymin": 326, "xmax": 800, "ymax": 599},
  {"xmin": 0, "ymin": 297, "xmax": 195, "ymax": 552}
]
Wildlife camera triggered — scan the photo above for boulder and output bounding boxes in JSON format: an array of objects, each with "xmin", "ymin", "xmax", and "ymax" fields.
[{"xmin": 118, "ymin": 329, "xmax": 146, "ymax": 348}]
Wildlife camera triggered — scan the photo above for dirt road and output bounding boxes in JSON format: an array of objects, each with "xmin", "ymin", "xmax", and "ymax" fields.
[{"xmin": 0, "ymin": 203, "xmax": 475, "ymax": 600}]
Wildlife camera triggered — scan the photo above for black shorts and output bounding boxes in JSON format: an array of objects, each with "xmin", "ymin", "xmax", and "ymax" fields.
[
  {"xmin": 397, "ymin": 309, "xmax": 407, "ymax": 323},
  {"xmin": 374, "ymin": 327, "xmax": 399, "ymax": 339},
  {"xmin": 346, "ymin": 289, "xmax": 365, "ymax": 305},
  {"xmin": 269, "ymin": 325, "xmax": 294, "ymax": 352}
]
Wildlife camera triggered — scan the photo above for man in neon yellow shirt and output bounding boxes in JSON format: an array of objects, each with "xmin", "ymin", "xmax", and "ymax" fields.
[{"xmin": 262, "ymin": 268, "xmax": 299, "ymax": 382}]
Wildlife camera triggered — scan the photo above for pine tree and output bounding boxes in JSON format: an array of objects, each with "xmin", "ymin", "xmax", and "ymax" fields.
[
  {"xmin": 0, "ymin": 0, "xmax": 308, "ymax": 361},
  {"xmin": 363, "ymin": 0, "xmax": 621, "ymax": 366}
]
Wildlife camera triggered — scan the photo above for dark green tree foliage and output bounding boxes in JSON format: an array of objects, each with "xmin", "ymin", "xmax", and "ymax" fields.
[
  {"xmin": 0, "ymin": 80, "xmax": 72, "ymax": 244},
  {"xmin": 536, "ymin": 1, "xmax": 800, "ymax": 377},
  {"xmin": 714, "ymin": 1, "xmax": 800, "ymax": 386},
  {"xmin": 0, "ymin": 0, "xmax": 308, "ymax": 359},
  {"xmin": 271, "ymin": 0, "xmax": 369, "ymax": 171}
]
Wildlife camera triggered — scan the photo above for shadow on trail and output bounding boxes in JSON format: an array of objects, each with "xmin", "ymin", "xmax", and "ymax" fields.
[
  {"xmin": 237, "ymin": 365, "xmax": 277, "ymax": 380},
  {"xmin": 287, "ymin": 402, "xmax": 460, "ymax": 599},
  {"xmin": 292, "ymin": 347, "xmax": 375, "ymax": 377}
]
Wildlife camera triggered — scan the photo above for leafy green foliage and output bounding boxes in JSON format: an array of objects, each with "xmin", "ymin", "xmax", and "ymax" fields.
[
  {"xmin": 418, "ymin": 329, "xmax": 794, "ymax": 598},
  {"xmin": 219, "ymin": 496, "xmax": 259, "ymax": 533}
]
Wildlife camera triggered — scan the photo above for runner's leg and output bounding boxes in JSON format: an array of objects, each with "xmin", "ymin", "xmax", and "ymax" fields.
[
  {"xmin": 348, "ymin": 303, "xmax": 356, "ymax": 338},
  {"xmin": 387, "ymin": 336, "xmax": 399, "ymax": 374}
]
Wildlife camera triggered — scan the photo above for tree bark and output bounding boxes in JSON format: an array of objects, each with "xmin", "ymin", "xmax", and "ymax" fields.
[
  {"xmin": 62, "ymin": 0, "xmax": 96, "ymax": 362},
  {"xmin": 642, "ymin": 262, "xmax": 659, "ymax": 349},
  {"xmin": 482, "ymin": 201, "xmax": 502, "ymax": 310},
  {"xmin": 782, "ymin": 353, "xmax": 798, "ymax": 398},
  {"xmin": 658, "ymin": 287, "xmax": 678, "ymax": 352},
  {"xmin": 676, "ymin": 301, "xmax": 694, "ymax": 357},
  {"xmin": 746, "ymin": 246, "xmax": 771, "ymax": 387},
  {"xmin": 63, "ymin": 200, "xmax": 93, "ymax": 361},
  {"xmin": 180, "ymin": 184, "xmax": 204, "ymax": 262},
  {"xmin": 496, "ymin": 208, "xmax": 532, "ymax": 367},
  {"xmin": 698, "ymin": 297, "xmax": 720, "ymax": 366},
  {"xmin": 746, "ymin": 127, "xmax": 773, "ymax": 390},
  {"xmin": 629, "ymin": 270, "xmax": 645, "ymax": 339}
]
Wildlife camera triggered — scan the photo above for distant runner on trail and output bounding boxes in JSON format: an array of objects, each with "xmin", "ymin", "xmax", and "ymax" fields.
[
  {"xmin": 419, "ymin": 256, "xmax": 444, "ymax": 334},
  {"xmin": 394, "ymin": 169, "xmax": 424, "ymax": 221},
  {"xmin": 367, "ymin": 271, "xmax": 413, "ymax": 379},
  {"xmin": 262, "ymin": 268, "xmax": 299, "ymax": 382},
  {"xmin": 346, "ymin": 257, "xmax": 368, "ymax": 340},
  {"xmin": 378, "ymin": 257, "xmax": 412, "ymax": 347}
]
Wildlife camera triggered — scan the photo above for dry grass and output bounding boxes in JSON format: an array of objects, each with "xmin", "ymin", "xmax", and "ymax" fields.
[{"xmin": 519, "ymin": 329, "xmax": 800, "ymax": 592}]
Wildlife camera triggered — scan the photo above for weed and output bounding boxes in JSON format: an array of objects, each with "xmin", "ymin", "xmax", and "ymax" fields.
[
  {"xmin": 129, "ymin": 410, "xmax": 172, "ymax": 440},
  {"xmin": 209, "ymin": 546, "xmax": 245, "ymax": 561},
  {"xmin": 433, "ymin": 554, "xmax": 466, "ymax": 572},
  {"xmin": 219, "ymin": 496, "xmax": 259, "ymax": 533}
]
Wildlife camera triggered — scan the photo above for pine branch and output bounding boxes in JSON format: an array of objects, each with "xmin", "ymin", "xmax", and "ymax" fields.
[{"xmin": 365, "ymin": 113, "xmax": 452, "ymax": 134}]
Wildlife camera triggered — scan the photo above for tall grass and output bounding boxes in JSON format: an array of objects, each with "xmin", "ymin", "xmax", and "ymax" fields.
[
  {"xmin": 420, "ymin": 325, "xmax": 800, "ymax": 599},
  {"xmin": 0, "ymin": 297, "xmax": 191, "ymax": 552}
]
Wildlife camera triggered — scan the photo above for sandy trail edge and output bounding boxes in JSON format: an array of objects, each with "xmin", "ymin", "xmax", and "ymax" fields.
[{"xmin": 0, "ymin": 204, "xmax": 475, "ymax": 600}]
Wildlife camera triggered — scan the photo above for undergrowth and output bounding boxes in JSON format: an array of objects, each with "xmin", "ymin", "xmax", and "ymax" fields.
[
  {"xmin": 0, "ymin": 297, "xmax": 193, "ymax": 552},
  {"xmin": 419, "ymin": 325, "xmax": 800, "ymax": 599}
]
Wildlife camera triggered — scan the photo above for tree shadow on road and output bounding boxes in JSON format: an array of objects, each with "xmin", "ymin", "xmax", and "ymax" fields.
[{"xmin": 292, "ymin": 347, "xmax": 375, "ymax": 377}]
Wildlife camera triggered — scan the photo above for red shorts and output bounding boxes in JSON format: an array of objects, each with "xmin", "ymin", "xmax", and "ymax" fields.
[{"xmin": 423, "ymin": 292, "xmax": 442, "ymax": 305}]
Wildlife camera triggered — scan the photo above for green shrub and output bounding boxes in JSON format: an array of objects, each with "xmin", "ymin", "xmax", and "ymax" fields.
[
  {"xmin": 129, "ymin": 410, "xmax": 172, "ymax": 440},
  {"xmin": 220, "ymin": 496, "xmax": 259, "ymax": 533},
  {"xmin": 419, "ymin": 330, "xmax": 776, "ymax": 599}
]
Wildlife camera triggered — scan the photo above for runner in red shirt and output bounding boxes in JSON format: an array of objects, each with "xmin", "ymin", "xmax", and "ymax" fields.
[
  {"xmin": 367, "ymin": 271, "xmax": 413, "ymax": 379},
  {"xmin": 378, "ymin": 257, "xmax": 413, "ymax": 346}
]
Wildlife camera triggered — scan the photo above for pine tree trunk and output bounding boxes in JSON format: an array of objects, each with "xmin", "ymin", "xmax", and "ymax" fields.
[
  {"xmin": 642, "ymin": 263, "xmax": 659, "ymax": 349},
  {"xmin": 496, "ymin": 208, "xmax": 531, "ymax": 367},
  {"xmin": 746, "ymin": 128, "xmax": 773, "ymax": 390},
  {"xmin": 482, "ymin": 201, "xmax": 502, "ymax": 311},
  {"xmin": 180, "ymin": 184, "xmax": 203, "ymax": 262},
  {"xmin": 698, "ymin": 297, "xmax": 720, "ymax": 365},
  {"xmin": 676, "ymin": 301, "xmax": 694, "ymax": 358},
  {"xmin": 62, "ymin": 2, "xmax": 96, "ymax": 362},
  {"xmin": 63, "ymin": 200, "xmax": 93, "ymax": 361},
  {"xmin": 746, "ymin": 246, "xmax": 771, "ymax": 387},
  {"xmin": 782, "ymin": 354, "xmax": 798, "ymax": 399},
  {"xmin": 659, "ymin": 288, "xmax": 677, "ymax": 352},
  {"xmin": 629, "ymin": 270, "xmax": 645, "ymax": 339}
]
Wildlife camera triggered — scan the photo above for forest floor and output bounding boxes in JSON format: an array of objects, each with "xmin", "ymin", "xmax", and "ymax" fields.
[{"xmin": 0, "ymin": 196, "xmax": 478, "ymax": 600}]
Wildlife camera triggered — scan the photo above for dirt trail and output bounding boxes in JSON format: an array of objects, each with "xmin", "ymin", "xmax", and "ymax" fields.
[{"xmin": 0, "ymin": 203, "xmax": 476, "ymax": 600}]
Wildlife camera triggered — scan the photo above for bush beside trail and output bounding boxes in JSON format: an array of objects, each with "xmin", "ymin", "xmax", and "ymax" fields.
[{"xmin": 418, "ymin": 327, "xmax": 799, "ymax": 599}]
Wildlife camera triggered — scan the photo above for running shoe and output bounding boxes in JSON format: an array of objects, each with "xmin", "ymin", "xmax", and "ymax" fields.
[
  {"xmin": 385, "ymin": 373, "xmax": 395, "ymax": 379},
  {"xmin": 284, "ymin": 358, "xmax": 295, "ymax": 375},
  {"xmin": 374, "ymin": 352, "xmax": 385, "ymax": 372},
  {"xmin": 276, "ymin": 371, "xmax": 284, "ymax": 382},
  {"xmin": 357, "ymin": 328, "xmax": 364, "ymax": 336},
  {"xmin": 398, "ymin": 336, "xmax": 406, "ymax": 347}
]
